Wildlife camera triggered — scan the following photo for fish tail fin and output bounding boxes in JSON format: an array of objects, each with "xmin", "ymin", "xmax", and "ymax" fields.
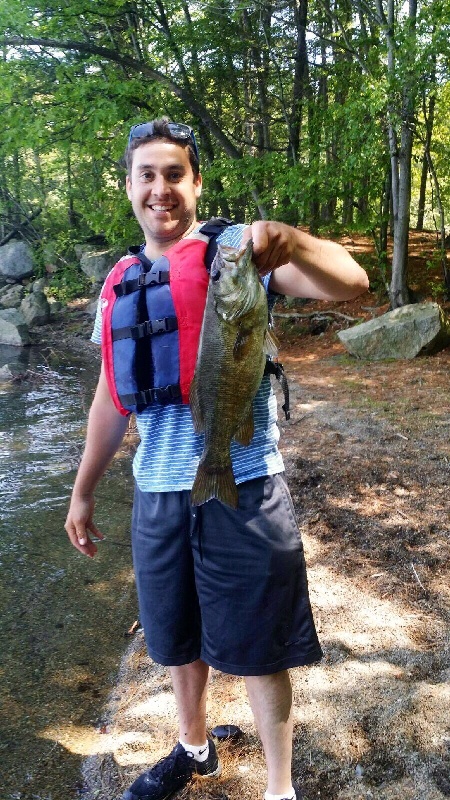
[{"xmin": 191, "ymin": 464, "xmax": 239, "ymax": 509}]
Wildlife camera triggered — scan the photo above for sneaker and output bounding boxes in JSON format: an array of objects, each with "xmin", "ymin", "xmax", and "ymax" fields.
[
  {"xmin": 192, "ymin": 738, "xmax": 221, "ymax": 778},
  {"xmin": 275, "ymin": 783, "xmax": 304, "ymax": 800},
  {"xmin": 285, "ymin": 783, "xmax": 303, "ymax": 800},
  {"xmin": 122, "ymin": 738, "xmax": 221, "ymax": 800}
]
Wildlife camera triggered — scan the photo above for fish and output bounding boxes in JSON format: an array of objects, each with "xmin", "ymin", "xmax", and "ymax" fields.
[{"xmin": 190, "ymin": 239, "xmax": 275, "ymax": 509}]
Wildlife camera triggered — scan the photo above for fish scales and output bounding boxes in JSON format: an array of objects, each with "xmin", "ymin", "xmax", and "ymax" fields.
[{"xmin": 190, "ymin": 240, "xmax": 269, "ymax": 509}]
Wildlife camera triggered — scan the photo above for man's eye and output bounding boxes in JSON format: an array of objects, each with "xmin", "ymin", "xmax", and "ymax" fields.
[
  {"xmin": 168, "ymin": 172, "xmax": 182, "ymax": 181},
  {"xmin": 141, "ymin": 172, "xmax": 154, "ymax": 181}
]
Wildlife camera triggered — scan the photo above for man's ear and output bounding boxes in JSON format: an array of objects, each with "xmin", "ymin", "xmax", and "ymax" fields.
[
  {"xmin": 194, "ymin": 172, "xmax": 203, "ymax": 199},
  {"xmin": 126, "ymin": 175, "xmax": 132, "ymax": 200}
]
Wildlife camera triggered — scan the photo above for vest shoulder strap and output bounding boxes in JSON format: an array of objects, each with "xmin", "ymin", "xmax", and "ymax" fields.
[{"xmin": 199, "ymin": 217, "xmax": 235, "ymax": 271}]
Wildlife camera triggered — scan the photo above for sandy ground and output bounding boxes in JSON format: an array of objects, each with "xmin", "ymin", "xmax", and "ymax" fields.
[{"xmin": 78, "ymin": 316, "xmax": 450, "ymax": 800}]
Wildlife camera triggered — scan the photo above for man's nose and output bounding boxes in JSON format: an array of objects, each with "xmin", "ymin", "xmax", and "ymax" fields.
[{"xmin": 152, "ymin": 175, "xmax": 170, "ymax": 195}]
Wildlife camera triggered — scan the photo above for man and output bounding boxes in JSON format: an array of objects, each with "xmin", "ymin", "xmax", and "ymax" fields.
[{"xmin": 65, "ymin": 118, "xmax": 369, "ymax": 800}]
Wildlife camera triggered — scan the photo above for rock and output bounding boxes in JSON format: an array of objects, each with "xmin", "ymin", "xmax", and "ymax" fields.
[
  {"xmin": 86, "ymin": 298, "xmax": 100, "ymax": 317},
  {"xmin": 0, "ymin": 283, "xmax": 25, "ymax": 309},
  {"xmin": 338, "ymin": 302, "xmax": 450, "ymax": 360},
  {"xmin": 0, "ymin": 343, "xmax": 31, "ymax": 370},
  {"xmin": 79, "ymin": 248, "xmax": 117, "ymax": 284},
  {"xmin": 0, "ymin": 240, "xmax": 34, "ymax": 280},
  {"xmin": 0, "ymin": 308, "xmax": 30, "ymax": 346},
  {"xmin": 20, "ymin": 292, "xmax": 51, "ymax": 326},
  {"xmin": 49, "ymin": 299, "xmax": 64, "ymax": 317},
  {"xmin": 0, "ymin": 364, "xmax": 15, "ymax": 381},
  {"xmin": 32, "ymin": 277, "xmax": 47, "ymax": 293}
]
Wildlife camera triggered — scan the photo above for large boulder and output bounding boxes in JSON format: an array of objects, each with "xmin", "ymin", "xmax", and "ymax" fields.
[
  {"xmin": 20, "ymin": 292, "xmax": 51, "ymax": 326},
  {"xmin": 0, "ymin": 308, "xmax": 30, "ymax": 346},
  {"xmin": 338, "ymin": 302, "xmax": 450, "ymax": 360},
  {"xmin": 0, "ymin": 240, "xmax": 34, "ymax": 280},
  {"xmin": 79, "ymin": 248, "xmax": 117, "ymax": 284},
  {"xmin": 0, "ymin": 283, "xmax": 25, "ymax": 309}
]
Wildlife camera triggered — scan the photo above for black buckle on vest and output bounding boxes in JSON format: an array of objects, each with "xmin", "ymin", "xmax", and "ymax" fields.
[
  {"xmin": 119, "ymin": 383, "xmax": 182, "ymax": 410},
  {"xmin": 114, "ymin": 269, "xmax": 170, "ymax": 297},
  {"xmin": 149, "ymin": 317, "xmax": 177, "ymax": 335},
  {"xmin": 113, "ymin": 316, "xmax": 178, "ymax": 342}
]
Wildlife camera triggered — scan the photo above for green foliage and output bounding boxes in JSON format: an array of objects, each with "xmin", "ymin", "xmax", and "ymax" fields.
[{"xmin": 0, "ymin": 0, "xmax": 449, "ymax": 289}]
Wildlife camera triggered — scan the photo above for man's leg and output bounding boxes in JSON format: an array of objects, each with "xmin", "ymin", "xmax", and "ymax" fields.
[
  {"xmin": 170, "ymin": 659, "xmax": 210, "ymax": 744},
  {"xmin": 122, "ymin": 659, "xmax": 219, "ymax": 799},
  {"xmin": 245, "ymin": 670, "xmax": 294, "ymax": 795}
]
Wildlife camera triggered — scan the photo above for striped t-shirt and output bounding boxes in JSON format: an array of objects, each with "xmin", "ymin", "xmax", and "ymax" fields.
[{"xmin": 91, "ymin": 224, "xmax": 285, "ymax": 492}]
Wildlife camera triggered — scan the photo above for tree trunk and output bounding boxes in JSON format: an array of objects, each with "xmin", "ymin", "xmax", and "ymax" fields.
[{"xmin": 416, "ymin": 84, "xmax": 436, "ymax": 231}]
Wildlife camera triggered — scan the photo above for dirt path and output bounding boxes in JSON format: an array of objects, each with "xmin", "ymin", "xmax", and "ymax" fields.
[{"xmin": 80, "ymin": 321, "xmax": 450, "ymax": 800}]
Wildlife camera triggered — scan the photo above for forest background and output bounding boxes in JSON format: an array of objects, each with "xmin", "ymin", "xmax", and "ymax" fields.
[{"xmin": 1, "ymin": 0, "xmax": 450, "ymax": 310}]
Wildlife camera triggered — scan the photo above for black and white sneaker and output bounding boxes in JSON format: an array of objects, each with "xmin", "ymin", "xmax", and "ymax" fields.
[
  {"xmin": 280, "ymin": 783, "xmax": 303, "ymax": 800},
  {"xmin": 122, "ymin": 738, "xmax": 221, "ymax": 800}
]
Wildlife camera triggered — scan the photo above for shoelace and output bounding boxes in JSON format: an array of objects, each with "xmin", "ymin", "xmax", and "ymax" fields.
[{"xmin": 150, "ymin": 748, "xmax": 193, "ymax": 781}]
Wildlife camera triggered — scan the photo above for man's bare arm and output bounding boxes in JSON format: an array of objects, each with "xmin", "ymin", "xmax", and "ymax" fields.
[
  {"xmin": 65, "ymin": 363, "xmax": 129, "ymax": 558},
  {"xmin": 244, "ymin": 221, "xmax": 369, "ymax": 301}
]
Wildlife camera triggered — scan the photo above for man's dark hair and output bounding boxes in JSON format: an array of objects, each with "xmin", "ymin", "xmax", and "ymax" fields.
[{"xmin": 124, "ymin": 117, "xmax": 200, "ymax": 179}]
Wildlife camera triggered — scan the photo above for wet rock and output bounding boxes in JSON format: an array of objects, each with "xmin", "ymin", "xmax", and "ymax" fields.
[
  {"xmin": 0, "ymin": 283, "xmax": 25, "ymax": 309},
  {"xmin": 79, "ymin": 248, "xmax": 117, "ymax": 284},
  {"xmin": 337, "ymin": 302, "xmax": 450, "ymax": 360},
  {"xmin": 0, "ymin": 364, "xmax": 15, "ymax": 381},
  {"xmin": 0, "ymin": 308, "xmax": 30, "ymax": 346},
  {"xmin": 20, "ymin": 292, "xmax": 51, "ymax": 326},
  {"xmin": 0, "ymin": 240, "xmax": 34, "ymax": 280}
]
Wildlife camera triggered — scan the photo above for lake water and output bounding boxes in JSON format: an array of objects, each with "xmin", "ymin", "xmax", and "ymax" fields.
[{"xmin": 0, "ymin": 343, "xmax": 137, "ymax": 799}]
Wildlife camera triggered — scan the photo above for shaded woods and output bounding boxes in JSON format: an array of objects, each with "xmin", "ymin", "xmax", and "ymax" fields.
[{"xmin": 1, "ymin": 0, "xmax": 450, "ymax": 306}]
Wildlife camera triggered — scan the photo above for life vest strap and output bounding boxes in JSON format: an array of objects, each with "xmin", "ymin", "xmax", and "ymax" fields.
[
  {"xmin": 112, "ymin": 316, "xmax": 178, "ymax": 342},
  {"xmin": 114, "ymin": 268, "xmax": 170, "ymax": 297},
  {"xmin": 264, "ymin": 359, "xmax": 290, "ymax": 420},
  {"xmin": 119, "ymin": 383, "xmax": 182, "ymax": 407}
]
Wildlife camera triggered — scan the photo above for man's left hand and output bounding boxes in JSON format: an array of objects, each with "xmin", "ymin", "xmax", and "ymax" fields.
[{"xmin": 242, "ymin": 221, "xmax": 295, "ymax": 275}]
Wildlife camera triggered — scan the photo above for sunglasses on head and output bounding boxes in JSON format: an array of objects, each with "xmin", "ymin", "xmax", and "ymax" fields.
[{"xmin": 128, "ymin": 122, "xmax": 199, "ymax": 162}]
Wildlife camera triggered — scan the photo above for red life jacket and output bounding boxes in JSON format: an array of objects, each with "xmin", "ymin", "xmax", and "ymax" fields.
[{"xmin": 101, "ymin": 219, "xmax": 234, "ymax": 416}]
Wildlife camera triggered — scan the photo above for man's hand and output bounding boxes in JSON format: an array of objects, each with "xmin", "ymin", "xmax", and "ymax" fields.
[
  {"xmin": 65, "ymin": 494, "xmax": 104, "ymax": 558},
  {"xmin": 242, "ymin": 219, "xmax": 369, "ymax": 300},
  {"xmin": 242, "ymin": 221, "xmax": 295, "ymax": 275}
]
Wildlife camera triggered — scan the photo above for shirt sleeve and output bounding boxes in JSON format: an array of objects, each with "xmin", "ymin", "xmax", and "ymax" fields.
[{"xmin": 91, "ymin": 295, "xmax": 103, "ymax": 345}]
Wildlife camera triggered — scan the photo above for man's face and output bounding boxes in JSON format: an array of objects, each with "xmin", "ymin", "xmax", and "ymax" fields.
[{"xmin": 126, "ymin": 139, "xmax": 202, "ymax": 255}]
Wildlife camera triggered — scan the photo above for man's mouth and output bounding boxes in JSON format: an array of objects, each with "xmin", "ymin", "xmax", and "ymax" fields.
[{"xmin": 149, "ymin": 204, "xmax": 175, "ymax": 212}]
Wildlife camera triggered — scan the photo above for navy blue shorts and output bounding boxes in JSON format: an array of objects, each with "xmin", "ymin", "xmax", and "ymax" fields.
[{"xmin": 131, "ymin": 473, "xmax": 322, "ymax": 676}]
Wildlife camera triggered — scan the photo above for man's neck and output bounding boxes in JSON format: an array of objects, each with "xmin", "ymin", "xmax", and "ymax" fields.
[{"xmin": 143, "ymin": 220, "xmax": 200, "ymax": 261}]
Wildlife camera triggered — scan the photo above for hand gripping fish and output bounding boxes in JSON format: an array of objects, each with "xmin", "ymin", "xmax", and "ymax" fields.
[{"xmin": 190, "ymin": 239, "xmax": 276, "ymax": 509}]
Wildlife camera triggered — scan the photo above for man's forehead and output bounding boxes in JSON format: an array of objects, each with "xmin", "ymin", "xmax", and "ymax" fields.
[
  {"xmin": 131, "ymin": 139, "xmax": 190, "ymax": 169},
  {"xmin": 133, "ymin": 158, "xmax": 187, "ymax": 171}
]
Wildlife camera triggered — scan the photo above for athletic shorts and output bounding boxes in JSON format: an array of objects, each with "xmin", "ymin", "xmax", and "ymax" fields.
[{"xmin": 131, "ymin": 473, "xmax": 322, "ymax": 676}]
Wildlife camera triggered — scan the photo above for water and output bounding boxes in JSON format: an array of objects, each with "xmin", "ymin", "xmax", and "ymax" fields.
[{"xmin": 0, "ymin": 344, "xmax": 137, "ymax": 799}]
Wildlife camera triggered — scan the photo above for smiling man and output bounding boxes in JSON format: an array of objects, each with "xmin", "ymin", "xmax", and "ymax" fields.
[{"xmin": 65, "ymin": 118, "xmax": 368, "ymax": 800}]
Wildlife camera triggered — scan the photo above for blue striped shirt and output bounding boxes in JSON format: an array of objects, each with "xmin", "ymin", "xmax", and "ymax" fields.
[{"xmin": 92, "ymin": 224, "xmax": 285, "ymax": 492}]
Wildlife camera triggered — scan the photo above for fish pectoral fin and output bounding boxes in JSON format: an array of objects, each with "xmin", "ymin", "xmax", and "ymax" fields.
[
  {"xmin": 233, "ymin": 328, "xmax": 253, "ymax": 361},
  {"xmin": 264, "ymin": 328, "xmax": 279, "ymax": 357},
  {"xmin": 234, "ymin": 410, "xmax": 254, "ymax": 446},
  {"xmin": 189, "ymin": 374, "xmax": 205, "ymax": 433}
]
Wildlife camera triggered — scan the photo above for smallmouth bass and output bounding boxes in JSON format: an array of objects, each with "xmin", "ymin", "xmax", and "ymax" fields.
[{"xmin": 190, "ymin": 239, "xmax": 275, "ymax": 508}]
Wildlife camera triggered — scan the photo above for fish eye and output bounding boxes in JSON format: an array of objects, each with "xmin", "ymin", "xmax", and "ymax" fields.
[{"xmin": 211, "ymin": 269, "xmax": 221, "ymax": 282}]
